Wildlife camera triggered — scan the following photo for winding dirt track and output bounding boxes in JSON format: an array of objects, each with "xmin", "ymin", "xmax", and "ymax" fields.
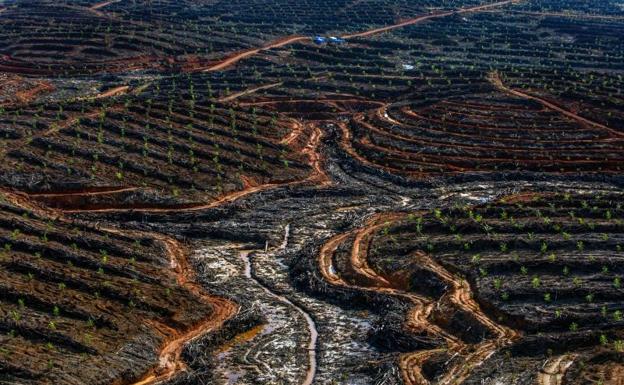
[
  {"xmin": 317, "ymin": 213, "xmax": 519, "ymax": 385},
  {"xmin": 488, "ymin": 72, "xmax": 624, "ymax": 139},
  {"xmin": 280, "ymin": 119, "xmax": 305, "ymax": 145},
  {"xmin": 410, "ymin": 251, "xmax": 519, "ymax": 385},
  {"xmin": 128, "ymin": 236, "xmax": 237, "ymax": 385},
  {"xmin": 202, "ymin": 36, "xmax": 307, "ymax": 72},
  {"xmin": 130, "ymin": 0, "xmax": 511, "ymax": 74},
  {"xmin": 342, "ymin": 0, "xmax": 521, "ymax": 39},
  {"xmin": 9, "ymin": 1, "xmax": 525, "ymax": 213},
  {"xmin": 28, "ymin": 186, "xmax": 139, "ymax": 197},
  {"xmin": 336, "ymin": 118, "xmax": 434, "ymax": 178},
  {"xmin": 0, "ymin": 78, "xmax": 54, "ymax": 107},
  {"xmin": 0, "ymin": 188, "xmax": 238, "ymax": 385},
  {"xmin": 60, "ymin": 181, "xmax": 287, "ymax": 213},
  {"xmin": 318, "ymin": 217, "xmax": 447, "ymax": 385},
  {"xmin": 350, "ymin": 214, "xmax": 401, "ymax": 287},
  {"xmin": 218, "ymin": 82, "xmax": 283, "ymax": 102},
  {"xmin": 7, "ymin": 121, "xmax": 327, "ymax": 383},
  {"xmin": 57, "ymin": 121, "xmax": 328, "ymax": 214},
  {"xmin": 196, "ymin": 0, "xmax": 520, "ymax": 73},
  {"xmin": 220, "ymin": 75, "xmax": 328, "ymax": 103},
  {"xmin": 89, "ymin": 85, "xmax": 129, "ymax": 99},
  {"xmin": 0, "ymin": 2, "xmax": 528, "ymax": 383}
]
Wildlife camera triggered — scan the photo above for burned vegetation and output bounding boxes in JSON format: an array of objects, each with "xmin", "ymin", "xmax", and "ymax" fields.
[
  {"xmin": 0, "ymin": 95, "xmax": 311, "ymax": 207},
  {"xmin": 356, "ymin": 192, "xmax": 624, "ymax": 383},
  {"xmin": 0, "ymin": 190, "xmax": 225, "ymax": 385},
  {"xmin": 0, "ymin": 0, "xmax": 623, "ymax": 384}
]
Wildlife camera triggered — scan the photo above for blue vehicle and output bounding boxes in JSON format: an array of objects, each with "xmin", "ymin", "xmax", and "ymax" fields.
[{"xmin": 313, "ymin": 36, "xmax": 327, "ymax": 44}]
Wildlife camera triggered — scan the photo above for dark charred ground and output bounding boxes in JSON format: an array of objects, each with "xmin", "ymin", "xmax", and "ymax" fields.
[{"xmin": 1, "ymin": 0, "xmax": 624, "ymax": 384}]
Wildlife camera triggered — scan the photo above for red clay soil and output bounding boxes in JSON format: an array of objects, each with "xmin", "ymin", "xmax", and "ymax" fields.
[
  {"xmin": 125, "ymin": 236, "xmax": 237, "ymax": 385},
  {"xmin": 0, "ymin": 2, "xmax": 521, "ymax": 77},
  {"xmin": 218, "ymin": 82, "xmax": 284, "ymax": 103},
  {"xmin": 46, "ymin": 182, "xmax": 286, "ymax": 214},
  {"xmin": 35, "ymin": 120, "xmax": 328, "ymax": 214},
  {"xmin": 14, "ymin": 82, "xmax": 54, "ymax": 105},
  {"xmin": 336, "ymin": 95, "xmax": 624, "ymax": 177},
  {"xmin": 0, "ymin": 188, "xmax": 238, "ymax": 385},
  {"xmin": 201, "ymin": 36, "xmax": 307, "ymax": 72},
  {"xmin": 279, "ymin": 119, "xmax": 306, "ymax": 146},
  {"xmin": 341, "ymin": 0, "xmax": 522, "ymax": 39},
  {"xmin": 318, "ymin": 218, "xmax": 440, "ymax": 383},
  {"xmin": 27, "ymin": 186, "xmax": 140, "ymax": 197},
  {"xmin": 189, "ymin": 1, "xmax": 522, "ymax": 74},
  {"xmin": 337, "ymin": 119, "xmax": 441, "ymax": 178},
  {"xmin": 0, "ymin": 74, "xmax": 54, "ymax": 107},
  {"xmin": 28, "ymin": 186, "xmax": 141, "ymax": 209},
  {"xmin": 317, "ymin": 212, "xmax": 520, "ymax": 385},
  {"xmin": 488, "ymin": 72, "xmax": 624, "ymax": 139},
  {"xmin": 91, "ymin": 85, "xmax": 129, "ymax": 99},
  {"xmin": 399, "ymin": 107, "xmax": 614, "ymax": 144}
]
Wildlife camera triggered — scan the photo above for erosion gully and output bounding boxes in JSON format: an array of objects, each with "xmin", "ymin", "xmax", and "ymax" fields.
[
  {"xmin": 12, "ymin": 113, "xmax": 326, "ymax": 384},
  {"xmin": 239, "ymin": 225, "xmax": 318, "ymax": 385},
  {"xmin": 9, "ymin": 1, "xmax": 536, "ymax": 384},
  {"xmin": 9, "ymin": 172, "xmax": 611, "ymax": 383}
]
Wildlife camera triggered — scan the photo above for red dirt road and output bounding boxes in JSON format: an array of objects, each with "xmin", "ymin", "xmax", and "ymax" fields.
[
  {"xmin": 54, "ymin": 121, "xmax": 327, "ymax": 213},
  {"xmin": 342, "ymin": 0, "xmax": 521, "ymax": 39},
  {"xmin": 198, "ymin": 0, "xmax": 521, "ymax": 73},
  {"xmin": 316, "ymin": 213, "xmax": 520, "ymax": 385},
  {"xmin": 92, "ymin": 85, "xmax": 129, "ymax": 99},
  {"xmin": 28, "ymin": 186, "xmax": 139, "ymax": 197},
  {"xmin": 0, "ymin": 188, "xmax": 238, "ymax": 385},
  {"xmin": 128, "ymin": 236, "xmax": 238, "ymax": 385},
  {"xmin": 489, "ymin": 72, "xmax": 624, "ymax": 139},
  {"xmin": 218, "ymin": 82, "xmax": 283, "ymax": 102},
  {"xmin": 202, "ymin": 36, "xmax": 306, "ymax": 72}
]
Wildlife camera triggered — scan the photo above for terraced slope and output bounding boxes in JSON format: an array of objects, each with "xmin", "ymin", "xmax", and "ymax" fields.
[
  {"xmin": 0, "ymin": 95, "xmax": 312, "ymax": 206},
  {"xmin": 345, "ymin": 82, "xmax": 624, "ymax": 175},
  {"xmin": 0, "ymin": 190, "xmax": 229, "ymax": 385},
  {"xmin": 0, "ymin": 0, "xmax": 623, "ymax": 384},
  {"xmin": 353, "ymin": 192, "xmax": 624, "ymax": 383},
  {"xmin": 0, "ymin": 0, "xmax": 506, "ymax": 76}
]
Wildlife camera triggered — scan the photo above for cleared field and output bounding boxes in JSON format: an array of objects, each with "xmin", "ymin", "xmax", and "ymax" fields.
[
  {"xmin": 0, "ymin": 190, "xmax": 231, "ymax": 385},
  {"xmin": 0, "ymin": 0, "xmax": 623, "ymax": 384}
]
